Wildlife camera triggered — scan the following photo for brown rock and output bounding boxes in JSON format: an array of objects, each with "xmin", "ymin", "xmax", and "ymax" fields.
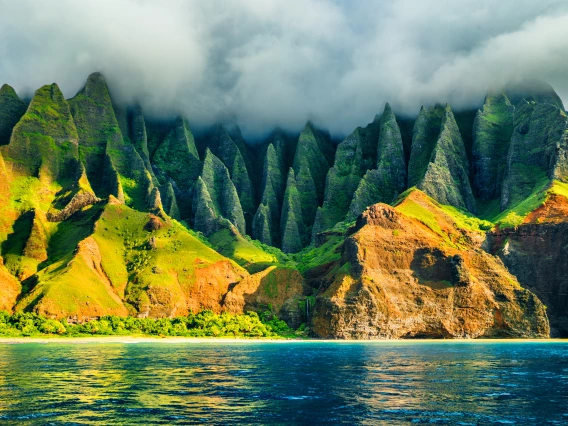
[
  {"xmin": 223, "ymin": 266, "xmax": 305, "ymax": 318},
  {"xmin": 144, "ymin": 214, "xmax": 164, "ymax": 232},
  {"xmin": 312, "ymin": 198, "xmax": 549, "ymax": 339}
]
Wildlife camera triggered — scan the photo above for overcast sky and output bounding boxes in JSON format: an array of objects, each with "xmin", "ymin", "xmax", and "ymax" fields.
[{"xmin": 1, "ymin": 0, "xmax": 568, "ymax": 138}]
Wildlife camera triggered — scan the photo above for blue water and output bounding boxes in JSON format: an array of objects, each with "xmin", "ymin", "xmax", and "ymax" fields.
[{"xmin": 0, "ymin": 341, "xmax": 567, "ymax": 425}]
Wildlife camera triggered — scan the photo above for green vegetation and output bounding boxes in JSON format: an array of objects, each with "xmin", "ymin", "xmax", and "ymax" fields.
[
  {"xmin": 294, "ymin": 234, "xmax": 344, "ymax": 273},
  {"xmin": 395, "ymin": 189, "xmax": 491, "ymax": 247},
  {"xmin": 280, "ymin": 168, "xmax": 305, "ymax": 253},
  {"xmin": 195, "ymin": 149, "xmax": 245, "ymax": 235},
  {"xmin": 471, "ymin": 92, "xmax": 514, "ymax": 201},
  {"xmin": 439, "ymin": 204, "xmax": 493, "ymax": 232},
  {"xmin": 152, "ymin": 116, "xmax": 201, "ymax": 218},
  {"xmin": 0, "ymin": 84, "xmax": 27, "ymax": 146},
  {"xmin": 207, "ymin": 125, "xmax": 255, "ymax": 220},
  {"xmin": 291, "ymin": 123, "xmax": 334, "ymax": 231},
  {"xmin": 407, "ymin": 105, "xmax": 444, "ymax": 187},
  {"xmin": 2, "ymin": 71, "xmax": 568, "ymax": 333},
  {"xmin": 208, "ymin": 226, "xmax": 279, "ymax": 272},
  {"xmin": 0, "ymin": 310, "xmax": 296, "ymax": 338}
]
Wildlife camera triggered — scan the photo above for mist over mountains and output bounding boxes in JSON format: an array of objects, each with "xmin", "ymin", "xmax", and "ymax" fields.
[{"xmin": 2, "ymin": 0, "xmax": 568, "ymax": 138}]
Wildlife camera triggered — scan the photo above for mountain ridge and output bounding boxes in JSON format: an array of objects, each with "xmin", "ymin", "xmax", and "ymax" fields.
[{"xmin": 1, "ymin": 72, "xmax": 567, "ymax": 337}]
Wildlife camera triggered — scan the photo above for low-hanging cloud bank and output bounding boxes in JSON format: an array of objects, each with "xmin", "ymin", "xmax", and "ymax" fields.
[{"xmin": 1, "ymin": 0, "xmax": 568, "ymax": 138}]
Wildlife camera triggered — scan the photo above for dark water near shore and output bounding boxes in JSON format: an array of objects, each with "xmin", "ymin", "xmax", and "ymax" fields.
[{"xmin": 0, "ymin": 341, "xmax": 567, "ymax": 425}]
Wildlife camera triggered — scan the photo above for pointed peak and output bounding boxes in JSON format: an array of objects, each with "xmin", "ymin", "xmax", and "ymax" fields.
[
  {"xmin": 303, "ymin": 121, "xmax": 316, "ymax": 133},
  {"xmin": 381, "ymin": 102, "xmax": 396, "ymax": 122},
  {"xmin": 441, "ymin": 104, "xmax": 458, "ymax": 127},
  {"xmin": 87, "ymin": 71, "xmax": 105, "ymax": 83},
  {"xmin": 288, "ymin": 167, "xmax": 296, "ymax": 182},
  {"xmin": 0, "ymin": 84, "xmax": 20, "ymax": 99},
  {"xmin": 76, "ymin": 72, "xmax": 111, "ymax": 101},
  {"xmin": 84, "ymin": 72, "xmax": 108, "ymax": 91},
  {"xmin": 483, "ymin": 91, "xmax": 512, "ymax": 108},
  {"xmin": 34, "ymin": 83, "xmax": 65, "ymax": 104}
]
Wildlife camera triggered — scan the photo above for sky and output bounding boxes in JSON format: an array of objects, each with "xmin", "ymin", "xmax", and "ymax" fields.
[{"xmin": 1, "ymin": 0, "xmax": 568, "ymax": 139}]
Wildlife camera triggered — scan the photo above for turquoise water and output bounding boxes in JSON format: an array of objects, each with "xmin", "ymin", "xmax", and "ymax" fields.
[{"xmin": 0, "ymin": 341, "xmax": 567, "ymax": 425}]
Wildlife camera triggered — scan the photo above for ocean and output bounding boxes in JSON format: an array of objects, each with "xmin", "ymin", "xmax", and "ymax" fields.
[{"xmin": 0, "ymin": 341, "xmax": 566, "ymax": 424}]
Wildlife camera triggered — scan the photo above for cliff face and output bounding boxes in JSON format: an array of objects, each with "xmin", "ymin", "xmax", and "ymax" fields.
[
  {"xmin": 312, "ymin": 193, "xmax": 549, "ymax": 339},
  {"xmin": 486, "ymin": 191, "xmax": 568, "ymax": 336},
  {"xmin": 410, "ymin": 105, "xmax": 476, "ymax": 213},
  {"xmin": 1, "ymin": 72, "xmax": 565, "ymax": 339}
]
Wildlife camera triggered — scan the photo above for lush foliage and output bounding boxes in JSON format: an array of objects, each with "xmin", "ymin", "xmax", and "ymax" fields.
[{"xmin": 0, "ymin": 310, "xmax": 296, "ymax": 338}]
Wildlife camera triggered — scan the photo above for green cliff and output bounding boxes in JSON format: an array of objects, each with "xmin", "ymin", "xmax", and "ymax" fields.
[
  {"xmin": 208, "ymin": 125, "xmax": 255, "ymax": 225},
  {"xmin": 348, "ymin": 103, "xmax": 406, "ymax": 221},
  {"xmin": 472, "ymin": 93, "xmax": 515, "ymax": 201},
  {"xmin": 501, "ymin": 101, "xmax": 568, "ymax": 210},
  {"xmin": 193, "ymin": 149, "xmax": 245, "ymax": 235},
  {"xmin": 409, "ymin": 104, "xmax": 476, "ymax": 213},
  {"xmin": 0, "ymin": 84, "xmax": 27, "ymax": 146}
]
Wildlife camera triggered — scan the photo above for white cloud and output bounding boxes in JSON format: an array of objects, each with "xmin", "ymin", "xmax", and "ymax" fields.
[{"xmin": 1, "ymin": 0, "xmax": 567, "ymax": 139}]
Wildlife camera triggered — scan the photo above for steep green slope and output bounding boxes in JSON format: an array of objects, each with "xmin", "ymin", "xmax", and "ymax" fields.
[
  {"xmin": 347, "ymin": 103, "xmax": 407, "ymax": 221},
  {"xmin": 280, "ymin": 168, "xmax": 305, "ymax": 253},
  {"xmin": 69, "ymin": 72, "xmax": 157, "ymax": 211},
  {"xmin": 409, "ymin": 104, "xmax": 476, "ymax": 213},
  {"xmin": 152, "ymin": 116, "xmax": 201, "ymax": 218},
  {"xmin": 192, "ymin": 149, "xmax": 245, "ymax": 236},
  {"xmin": 3, "ymin": 83, "xmax": 79, "ymax": 180},
  {"xmin": 315, "ymin": 115, "xmax": 380, "ymax": 235},
  {"xmin": 472, "ymin": 93, "xmax": 515, "ymax": 201},
  {"xmin": 252, "ymin": 142, "xmax": 286, "ymax": 246},
  {"xmin": 500, "ymin": 101, "xmax": 568, "ymax": 210},
  {"xmin": 291, "ymin": 123, "xmax": 334, "ymax": 237},
  {"xmin": 0, "ymin": 84, "xmax": 27, "ymax": 146},
  {"xmin": 207, "ymin": 125, "xmax": 255, "ymax": 225}
]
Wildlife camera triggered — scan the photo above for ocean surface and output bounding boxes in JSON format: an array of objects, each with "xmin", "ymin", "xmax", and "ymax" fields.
[{"xmin": 0, "ymin": 341, "xmax": 567, "ymax": 425}]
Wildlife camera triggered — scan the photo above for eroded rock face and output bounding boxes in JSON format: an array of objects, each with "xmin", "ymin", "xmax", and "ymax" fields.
[
  {"xmin": 223, "ymin": 266, "xmax": 305, "ymax": 317},
  {"xmin": 487, "ymin": 219, "xmax": 568, "ymax": 336},
  {"xmin": 312, "ymin": 203, "xmax": 549, "ymax": 339}
]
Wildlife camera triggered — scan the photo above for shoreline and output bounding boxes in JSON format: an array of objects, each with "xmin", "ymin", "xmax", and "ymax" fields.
[{"xmin": 0, "ymin": 336, "xmax": 566, "ymax": 344}]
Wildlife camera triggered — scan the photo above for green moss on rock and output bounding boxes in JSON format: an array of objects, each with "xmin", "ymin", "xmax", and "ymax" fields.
[
  {"xmin": 409, "ymin": 104, "xmax": 476, "ymax": 213},
  {"xmin": 317, "ymin": 116, "xmax": 381, "ymax": 233},
  {"xmin": 348, "ymin": 103, "xmax": 406, "ymax": 220},
  {"xmin": 280, "ymin": 168, "xmax": 305, "ymax": 253},
  {"xmin": 3, "ymin": 83, "xmax": 78, "ymax": 180},
  {"xmin": 193, "ymin": 149, "xmax": 245, "ymax": 235},
  {"xmin": 292, "ymin": 123, "xmax": 334, "ymax": 232},
  {"xmin": 501, "ymin": 100, "xmax": 568, "ymax": 210},
  {"xmin": 208, "ymin": 125, "xmax": 255, "ymax": 224},
  {"xmin": 472, "ymin": 93, "xmax": 515, "ymax": 201},
  {"xmin": 0, "ymin": 84, "xmax": 27, "ymax": 146}
]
